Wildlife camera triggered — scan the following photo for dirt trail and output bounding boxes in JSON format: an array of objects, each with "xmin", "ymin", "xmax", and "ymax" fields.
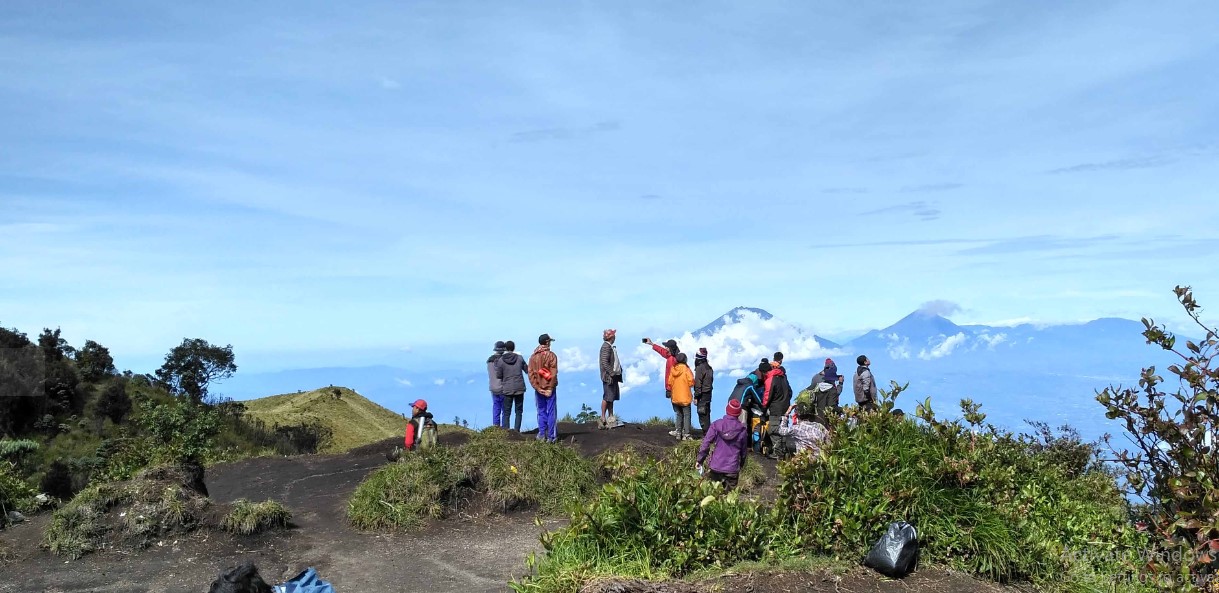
[
  {"xmin": 0, "ymin": 422, "xmax": 996, "ymax": 593},
  {"xmin": 0, "ymin": 423, "xmax": 676, "ymax": 592}
]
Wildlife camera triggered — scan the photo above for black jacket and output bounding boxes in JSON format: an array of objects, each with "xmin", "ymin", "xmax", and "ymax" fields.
[
  {"xmin": 494, "ymin": 352, "xmax": 528, "ymax": 396},
  {"xmin": 694, "ymin": 358, "xmax": 714, "ymax": 398}
]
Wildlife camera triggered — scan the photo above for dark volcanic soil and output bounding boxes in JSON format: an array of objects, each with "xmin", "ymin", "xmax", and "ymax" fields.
[{"xmin": 0, "ymin": 422, "xmax": 1003, "ymax": 593}]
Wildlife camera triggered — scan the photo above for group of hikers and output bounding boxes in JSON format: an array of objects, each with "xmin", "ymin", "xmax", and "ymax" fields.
[{"xmin": 403, "ymin": 329, "xmax": 885, "ymax": 490}]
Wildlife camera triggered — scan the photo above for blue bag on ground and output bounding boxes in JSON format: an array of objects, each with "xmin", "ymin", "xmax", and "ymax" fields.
[
  {"xmin": 863, "ymin": 521, "xmax": 918, "ymax": 578},
  {"xmin": 274, "ymin": 567, "xmax": 335, "ymax": 593}
]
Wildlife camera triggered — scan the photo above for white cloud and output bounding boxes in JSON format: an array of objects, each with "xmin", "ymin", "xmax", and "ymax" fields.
[
  {"xmin": 884, "ymin": 333, "xmax": 911, "ymax": 360},
  {"xmin": 466, "ymin": 379, "xmax": 475, "ymax": 384},
  {"xmin": 379, "ymin": 76, "xmax": 401, "ymax": 90},
  {"xmin": 917, "ymin": 300, "xmax": 961, "ymax": 317},
  {"xmin": 918, "ymin": 332, "xmax": 968, "ymax": 360},
  {"xmin": 559, "ymin": 346, "xmax": 597, "ymax": 372},
  {"xmin": 395, "ymin": 378, "xmax": 413, "ymax": 387},
  {"xmin": 977, "ymin": 333, "xmax": 1008, "ymax": 349},
  {"xmin": 433, "ymin": 378, "xmax": 446, "ymax": 386},
  {"xmin": 620, "ymin": 309, "xmax": 838, "ymax": 393}
]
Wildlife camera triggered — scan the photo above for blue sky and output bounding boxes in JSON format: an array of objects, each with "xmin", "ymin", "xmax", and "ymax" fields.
[{"xmin": 2, "ymin": 1, "xmax": 1217, "ymax": 373}]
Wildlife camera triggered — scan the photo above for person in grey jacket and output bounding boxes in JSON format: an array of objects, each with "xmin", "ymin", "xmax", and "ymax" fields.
[
  {"xmin": 598, "ymin": 329, "xmax": 624, "ymax": 429},
  {"xmin": 487, "ymin": 341, "xmax": 506, "ymax": 428},
  {"xmin": 853, "ymin": 354, "xmax": 878, "ymax": 412},
  {"xmin": 694, "ymin": 348, "xmax": 714, "ymax": 431},
  {"xmin": 494, "ymin": 341, "xmax": 528, "ymax": 431}
]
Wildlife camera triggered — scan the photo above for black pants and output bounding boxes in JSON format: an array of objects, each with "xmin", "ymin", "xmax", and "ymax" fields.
[
  {"xmin": 707, "ymin": 470, "xmax": 739, "ymax": 490},
  {"xmin": 503, "ymin": 393, "xmax": 524, "ymax": 431},
  {"xmin": 695, "ymin": 394, "xmax": 712, "ymax": 431}
]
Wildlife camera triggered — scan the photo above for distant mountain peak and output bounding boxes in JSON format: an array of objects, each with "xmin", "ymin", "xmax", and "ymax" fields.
[{"xmin": 694, "ymin": 307, "xmax": 774, "ymax": 336}]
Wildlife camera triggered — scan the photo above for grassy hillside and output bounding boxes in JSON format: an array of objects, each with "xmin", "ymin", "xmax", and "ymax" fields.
[{"xmin": 243, "ymin": 387, "xmax": 405, "ymax": 453}]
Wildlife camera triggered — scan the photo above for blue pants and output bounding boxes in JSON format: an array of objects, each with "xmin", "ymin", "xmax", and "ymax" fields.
[
  {"xmin": 535, "ymin": 390, "xmax": 557, "ymax": 442},
  {"xmin": 491, "ymin": 392, "xmax": 505, "ymax": 428}
]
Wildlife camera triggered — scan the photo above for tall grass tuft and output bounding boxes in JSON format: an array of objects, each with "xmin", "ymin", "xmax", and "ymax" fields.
[
  {"xmin": 347, "ymin": 429, "xmax": 595, "ymax": 530},
  {"xmin": 222, "ymin": 500, "xmax": 292, "ymax": 535}
]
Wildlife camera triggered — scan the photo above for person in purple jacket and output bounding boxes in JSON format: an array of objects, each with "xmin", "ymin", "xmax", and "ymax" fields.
[{"xmin": 696, "ymin": 398, "xmax": 750, "ymax": 490}]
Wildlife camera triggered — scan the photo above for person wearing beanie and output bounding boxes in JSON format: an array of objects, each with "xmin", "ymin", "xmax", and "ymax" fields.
[
  {"xmin": 643, "ymin": 337, "xmax": 682, "ymax": 435},
  {"xmin": 529, "ymin": 334, "xmax": 560, "ymax": 442},
  {"xmin": 669, "ymin": 352, "xmax": 695, "ymax": 440},
  {"xmin": 696, "ymin": 399, "xmax": 750, "ymax": 490},
  {"xmin": 854, "ymin": 354, "xmax": 878, "ymax": 412},
  {"xmin": 487, "ymin": 341, "xmax": 507, "ymax": 428},
  {"xmin": 694, "ymin": 348, "xmax": 714, "ymax": 432},
  {"xmin": 494, "ymin": 340, "xmax": 528, "ymax": 431},
  {"xmin": 807, "ymin": 357, "xmax": 845, "ymax": 425},
  {"xmin": 598, "ymin": 329, "xmax": 625, "ymax": 429}
]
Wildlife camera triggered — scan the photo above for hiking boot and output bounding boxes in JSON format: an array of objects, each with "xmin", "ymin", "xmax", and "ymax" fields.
[
  {"xmin": 682, "ymin": 435, "xmax": 695, "ymax": 441},
  {"xmin": 599, "ymin": 419, "xmax": 607, "ymax": 430},
  {"xmin": 668, "ymin": 429, "xmax": 679, "ymax": 437}
]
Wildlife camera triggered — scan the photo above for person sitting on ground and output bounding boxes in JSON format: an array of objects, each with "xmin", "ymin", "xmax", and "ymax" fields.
[
  {"xmin": 774, "ymin": 396, "xmax": 831, "ymax": 458},
  {"xmin": 693, "ymin": 347, "xmax": 714, "ymax": 432},
  {"xmin": 697, "ymin": 399, "xmax": 750, "ymax": 490},
  {"xmin": 669, "ymin": 352, "xmax": 695, "ymax": 440},
  {"xmin": 494, "ymin": 341, "xmax": 528, "ymax": 432},
  {"xmin": 404, "ymin": 399, "xmax": 437, "ymax": 451}
]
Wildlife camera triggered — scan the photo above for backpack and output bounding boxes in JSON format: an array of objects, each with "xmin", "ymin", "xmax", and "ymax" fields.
[{"xmin": 419, "ymin": 421, "xmax": 438, "ymax": 450}]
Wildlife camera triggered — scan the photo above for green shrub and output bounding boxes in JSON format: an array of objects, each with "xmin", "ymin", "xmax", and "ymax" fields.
[
  {"xmin": 41, "ymin": 483, "xmax": 131, "ymax": 559},
  {"xmin": 0, "ymin": 460, "xmax": 35, "ymax": 522},
  {"xmin": 348, "ymin": 431, "xmax": 595, "ymax": 531},
  {"xmin": 42, "ymin": 465, "xmax": 210, "ymax": 559},
  {"xmin": 1096, "ymin": 286, "xmax": 1219, "ymax": 591},
  {"xmin": 222, "ymin": 500, "xmax": 292, "ymax": 535},
  {"xmin": 0, "ymin": 439, "xmax": 39, "ymax": 461},
  {"xmin": 516, "ymin": 455, "xmax": 797, "ymax": 593},
  {"xmin": 778, "ymin": 393, "xmax": 1141, "ymax": 586}
]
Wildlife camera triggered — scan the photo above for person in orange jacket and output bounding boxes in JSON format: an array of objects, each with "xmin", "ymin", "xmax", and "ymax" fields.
[{"xmin": 668, "ymin": 352, "xmax": 695, "ymax": 440}]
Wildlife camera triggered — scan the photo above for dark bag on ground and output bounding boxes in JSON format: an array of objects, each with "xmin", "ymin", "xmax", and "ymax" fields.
[
  {"xmin": 864, "ymin": 521, "xmax": 918, "ymax": 578},
  {"xmin": 209, "ymin": 562, "xmax": 273, "ymax": 593}
]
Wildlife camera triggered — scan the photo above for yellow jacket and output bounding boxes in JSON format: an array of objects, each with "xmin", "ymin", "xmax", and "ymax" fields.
[{"xmin": 669, "ymin": 363, "xmax": 694, "ymax": 406}]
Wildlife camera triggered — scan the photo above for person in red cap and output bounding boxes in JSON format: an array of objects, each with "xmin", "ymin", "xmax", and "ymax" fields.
[
  {"xmin": 404, "ymin": 399, "xmax": 437, "ymax": 451},
  {"xmin": 696, "ymin": 399, "xmax": 750, "ymax": 490}
]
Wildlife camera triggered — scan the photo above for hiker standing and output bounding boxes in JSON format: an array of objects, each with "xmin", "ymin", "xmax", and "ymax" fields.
[
  {"xmin": 696, "ymin": 399, "xmax": 749, "ymax": 490},
  {"xmin": 693, "ymin": 348, "xmax": 714, "ymax": 432},
  {"xmin": 495, "ymin": 340, "xmax": 528, "ymax": 432},
  {"xmin": 598, "ymin": 329, "xmax": 625, "ymax": 429},
  {"xmin": 487, "ymin": 341, "xmax": 507, "ymax": 428},
  {"xmin": 529, "ymin": 334, "xmax": 560, "ymax": 443},
  {"xmin": 762, "ymin": 351, "xmax": 793, "ymax": 459},
  {"xmin": 644, "ymin": 338, "xmax": 681, "ymax": 435},
  {"xmin": 854, "ymin": 354, "xmax": 878, "ymax": 412},
  {"xmin": 669, "ymin": 353, "xmax": 695, "ymax": 440},
  {"xmin": 808, "ymin": 358, "xmax": 845, "ymax": 425},
  {"xmin": 740, "ymin": 360, "xmax": 770, "ymax": 451}
]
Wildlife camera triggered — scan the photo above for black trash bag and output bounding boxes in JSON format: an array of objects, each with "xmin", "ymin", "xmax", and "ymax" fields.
[
  {"xmin": 208, "ymin": 561, "xmax": 273, "ymax": 593},
  {"xmin": 863, "ymin": 521, "xmax": 918, "ymax": 578}
]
